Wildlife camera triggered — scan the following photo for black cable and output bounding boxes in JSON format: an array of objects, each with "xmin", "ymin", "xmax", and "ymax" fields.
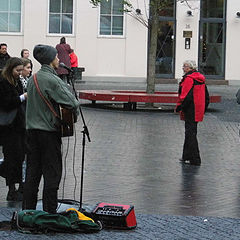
[
  {"xmin": 62, "ymin": 136, "xmax": 70, "ymax": 198},
  {"xmin": 56, "ymin": 135, "xmax": 70, "ymax": 212},
  {"xmin": 72, "ymin": 127, "xmax": 78, "ymax": 201}
]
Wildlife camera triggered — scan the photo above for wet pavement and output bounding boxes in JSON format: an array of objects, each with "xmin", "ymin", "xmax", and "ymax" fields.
[{"xmin": 1, "ymin": 82, "xmax": 240, "ymax": 239}]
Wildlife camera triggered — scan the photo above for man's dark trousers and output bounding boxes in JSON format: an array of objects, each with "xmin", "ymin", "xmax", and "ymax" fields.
[
  {"xmin": 22, "ymin": 130, "xmax": 62, "ymax": 213},
  {"xmin": 182, "ymin": 119, "xmax": 201, "ymax": 165}
]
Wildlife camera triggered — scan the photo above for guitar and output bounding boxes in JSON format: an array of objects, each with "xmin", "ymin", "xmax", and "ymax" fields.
[{"xmin": 59, "ymin": 106, "xmax": 74, "ymax": 137}]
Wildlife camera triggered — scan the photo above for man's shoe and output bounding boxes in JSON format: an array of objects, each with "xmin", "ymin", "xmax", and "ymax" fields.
[{"xmin": 190, "ymin": 161, "xmax": 201, "ymax": 166}]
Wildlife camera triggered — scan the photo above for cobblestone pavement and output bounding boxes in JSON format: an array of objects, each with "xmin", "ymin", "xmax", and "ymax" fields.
[
  {"xmin": 1, "ymin": 206, "xmax": 240, "ymax": 240},
  {"xmin": 1, "ymin": 83, "xmax": 240, "ymax": 239}
]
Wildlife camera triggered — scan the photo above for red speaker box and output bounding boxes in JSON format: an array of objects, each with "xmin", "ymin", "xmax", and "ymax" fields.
[{"xmin": 91, "ymin": 202, "xmax": 137, "ymax": 229}]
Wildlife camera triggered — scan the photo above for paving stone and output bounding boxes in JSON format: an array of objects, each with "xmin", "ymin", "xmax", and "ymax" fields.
[{"xmin": 1, "ymin": 83, "xmax": 240, "ymax": 239}]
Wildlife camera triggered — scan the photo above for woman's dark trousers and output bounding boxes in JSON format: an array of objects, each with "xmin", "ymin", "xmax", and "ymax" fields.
[
  {"xmin": 22, "ymin": 130, "xmax": 62, "ymax": 213},
  {"xmin": 182, "ymin": 119, "xmax": 201, "ymax": 165},
  {"xmin": 2, "ymin": 129, "xmax": 25, "ymax": 185}
]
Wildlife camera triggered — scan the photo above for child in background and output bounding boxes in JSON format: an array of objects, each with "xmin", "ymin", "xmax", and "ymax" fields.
[{"xmin": 69, "ymin": 49, "xmax": 78, "ymax": 82}]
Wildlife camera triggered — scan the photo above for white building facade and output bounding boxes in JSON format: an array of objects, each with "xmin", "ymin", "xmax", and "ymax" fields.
[{"xmin": 0, "ymin": 0, "xmax": 239, "ymax": 84}]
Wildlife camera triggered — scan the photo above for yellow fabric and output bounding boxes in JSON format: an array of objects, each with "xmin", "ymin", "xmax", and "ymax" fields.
[{"xmin": 66, "ymin": 208, "xmax": 94, "ymax": 223}]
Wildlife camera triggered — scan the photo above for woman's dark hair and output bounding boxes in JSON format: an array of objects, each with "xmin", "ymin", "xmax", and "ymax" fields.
[
  {"xmin": 60, "ymin": 37, "xmax": 66, "ymax": 44},
  {"xmin": 20, "ymin": 57, "xmax": 31, "ymax": 66},
  {"xmin": 2, "ymin": 57, "xmax": 23, "ymax": 86},
  {"xmin": 20, "ymin": 48, "xmax": 29, "ymax": 57}
]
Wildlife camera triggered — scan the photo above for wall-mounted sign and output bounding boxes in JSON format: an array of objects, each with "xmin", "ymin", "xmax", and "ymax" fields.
[{"xmin": 183, "ymin": 31, "xmax": 192, "ymax": 38}]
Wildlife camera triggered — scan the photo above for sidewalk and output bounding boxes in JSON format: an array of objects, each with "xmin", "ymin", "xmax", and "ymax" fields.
[{"xmin": 1, "ymin": 83, "xmax": 240, "ymax": 239}]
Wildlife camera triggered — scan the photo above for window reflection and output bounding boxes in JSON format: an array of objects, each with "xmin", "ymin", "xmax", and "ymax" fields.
[
  {"xmin": 61, "ymin": 14, "xmax": 72, "ymax": 34},
  {"xmin": 156, "ymin": 21, "xmax": 174, "ymax": 75},
  {"xmin": 100, "ymin": 16, "xmax": 111, "ymax": 35},
  {"xmin": 200, "ymin": 23, "xmax": 224, "ymax": 76},
  {"xmin": 202, "ymin": 0, "xmax": 224, "ymax": 18},
  {"xmin": 159, "ymin": 0, "xmax": 174, "ymax": 17}
]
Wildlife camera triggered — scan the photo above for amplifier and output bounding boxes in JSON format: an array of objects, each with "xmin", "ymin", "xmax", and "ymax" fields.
[{"xmin": 91, "ymin": 202, "xmax": 137, "ymax": 229}]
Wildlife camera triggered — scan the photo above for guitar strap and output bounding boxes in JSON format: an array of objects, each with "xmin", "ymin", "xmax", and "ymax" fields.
[{"xmin": 33, "ymin": 74, "xmax": 60, "ymax": 120}]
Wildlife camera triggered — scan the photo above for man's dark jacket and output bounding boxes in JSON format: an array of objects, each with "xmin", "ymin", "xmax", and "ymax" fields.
[{"xmin": 0, "ymin": 53, "xmax": 10, "ymax": 70}]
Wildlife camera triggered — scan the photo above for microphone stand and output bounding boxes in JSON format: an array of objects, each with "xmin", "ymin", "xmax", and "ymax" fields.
[{"xmin": 67, "ymin": 70, "xmax": 91, "ymax": 211}]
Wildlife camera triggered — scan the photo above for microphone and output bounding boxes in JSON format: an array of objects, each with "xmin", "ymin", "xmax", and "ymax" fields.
[{"xmin": 59, "ymin": 62, "xmax": 73, "ymax": 72}]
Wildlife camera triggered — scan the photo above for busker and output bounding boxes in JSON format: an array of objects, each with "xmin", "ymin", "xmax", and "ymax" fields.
[
  {"xmin": 22, "ymin": 44, "xmax": 80, "ymax": 213},
  {"xmin": 175, "ymin": 60, "xmax": 209, "ymax": 166},
  {"xmin": 0, "ymin": 57, "xmax": 26, "ymax": 201}
]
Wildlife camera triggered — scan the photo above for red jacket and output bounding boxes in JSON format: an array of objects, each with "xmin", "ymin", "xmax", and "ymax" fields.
[
  {"xmin": 69, "ymin": 52, "xmax": 78, "ymax": 68},
  {"xmin": 176, "ymin": 71, "xmax": 206, "ymax": 122}
]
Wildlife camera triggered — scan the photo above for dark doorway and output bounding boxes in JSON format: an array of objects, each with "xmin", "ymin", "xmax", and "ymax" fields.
[
  {"xmin": 156, "ymin": 21, "xmax": 175, "ymax": 78},
  {"xmin": 155, "ymin": 1, "xmax": 176, "ymax": 79},
  {"xmin": 199, "ymin": 0, "xmax": 226, "ymax": 79}
]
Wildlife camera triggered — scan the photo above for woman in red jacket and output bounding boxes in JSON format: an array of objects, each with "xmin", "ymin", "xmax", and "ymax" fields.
[{"xmin": 176, "ymin": 60, "xmax": 208, "ymax": 166}]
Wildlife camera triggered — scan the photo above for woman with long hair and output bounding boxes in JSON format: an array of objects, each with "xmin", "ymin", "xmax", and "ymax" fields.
[
  {"xmin": 56, "ymin": 37, "xmax": 71, "ymax": 82},
  {"xmin": 0, "ymin": 57, "xmax": 27, "ymax": 201}
]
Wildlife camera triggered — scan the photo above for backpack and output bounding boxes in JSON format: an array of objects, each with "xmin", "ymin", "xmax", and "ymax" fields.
[
  {"xmin": 193, "ymin": 79, "xmax": 210, "ymax": 111},
  {"xmin": 12, "ymin": 209, "xmax": 101, "ymax": 234},
  {"xmin": 205, "ymin": 84, "xmax": 210, "ymax": 111}
]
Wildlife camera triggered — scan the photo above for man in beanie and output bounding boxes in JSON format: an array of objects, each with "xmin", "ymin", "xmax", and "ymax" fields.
[{"xmin": 22, "ymin": 44, "xmax": 80, "ymax": 213}]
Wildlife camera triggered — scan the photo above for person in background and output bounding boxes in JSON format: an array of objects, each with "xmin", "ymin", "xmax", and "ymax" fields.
[
  {"xmin": 0, "ymin": 57, "xmax": 27, "ymax": 201},
  {"xmin": 19, "ymin": 58, "xmax": 32, "ymax": 191},
  {"xmin": 56, "ymin": 37, "xmax": 72, "ymax": 83},
  {"xmin": 175, "ymin": 60, "xmax": 208, "ymax": 166},
  {"xmin": 22, "ymin": 44, "xmax": 80, "ymax": 213},
  {"xmin": 69, "ymin": 49, "xmax": 78, "ymax": 82},
  {"xmin": 20, "ymin": 58, "xmax": 32, "ymax": 92},
  {"xmin": 0, "ymin": 43, "xmax": 11, "ymax": 72},
  {"xmin": 21, "ymin": 49, "xmax": 33, "ymax": 77}
]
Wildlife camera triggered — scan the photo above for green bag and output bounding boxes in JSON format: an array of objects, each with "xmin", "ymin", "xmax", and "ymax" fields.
[{"xmin": 12, "ymin": 209, "xmax": 101, "ymax": 234}]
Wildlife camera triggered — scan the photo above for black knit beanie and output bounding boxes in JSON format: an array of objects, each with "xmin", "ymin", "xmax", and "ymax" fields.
[{"xmin": 33, "ymin": 44, "xmax": 57, "ymax": 65}]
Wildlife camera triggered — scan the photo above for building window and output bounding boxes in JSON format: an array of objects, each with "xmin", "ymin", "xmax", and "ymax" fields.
[
  {"xmin": 100, "ymin": 0, "xmax": 124, "ymax": 35},
  {"xmin": 0, "ymin": 0, "xmax": 22, "ymax": 32},
  {"xmin": 49, "ymin": 0, "xmax": 73, "ymax": 34}
]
